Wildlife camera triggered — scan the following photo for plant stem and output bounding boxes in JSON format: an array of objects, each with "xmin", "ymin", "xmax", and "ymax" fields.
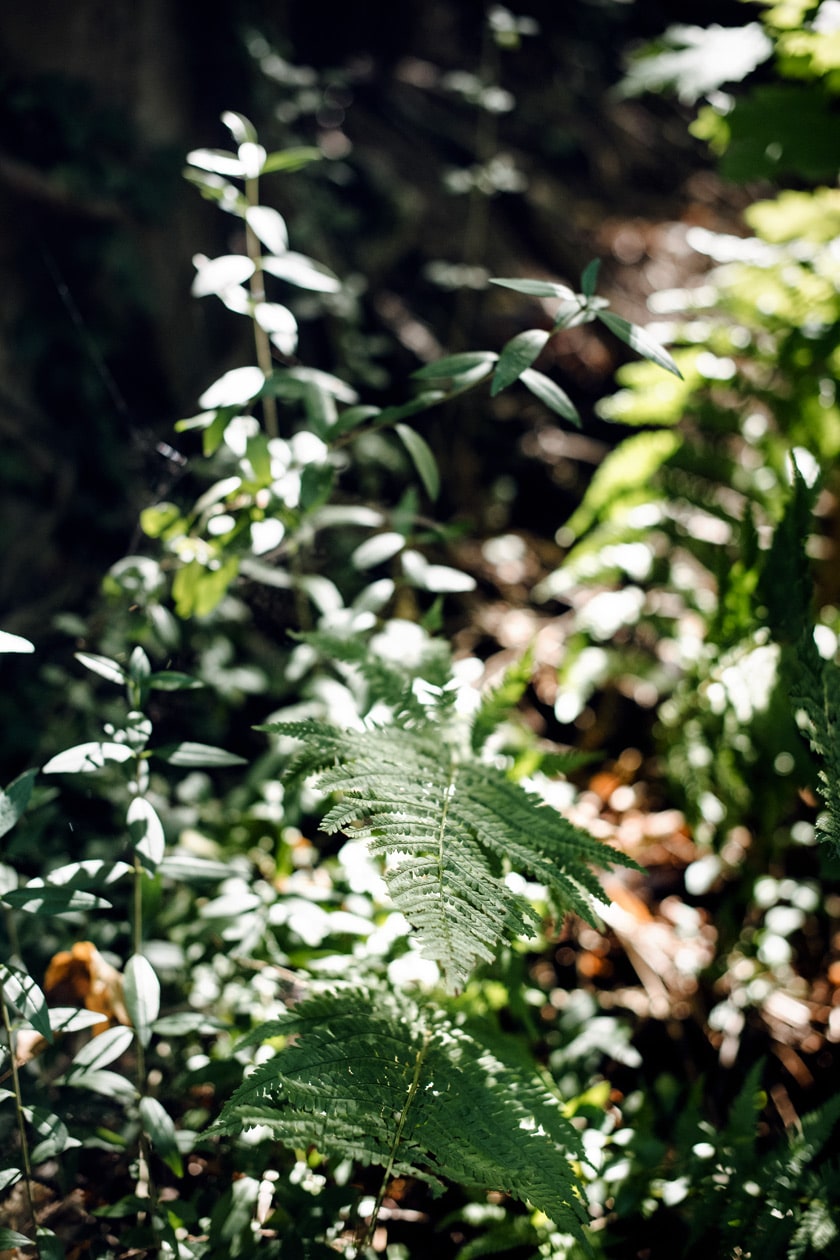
[
  {"xmin": 357, "ymin": 1032, "xmax": 430, "ymax": 1255},
  {"xmin": 0, "ymin": 984, "xmax": 38, "ymax": 1254},
  {"xmin": 245, "ymin": 174, "xmax": 279, "ymax": 440}
]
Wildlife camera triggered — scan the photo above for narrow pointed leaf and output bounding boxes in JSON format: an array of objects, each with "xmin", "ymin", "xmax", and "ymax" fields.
[
  {"xmin": 0, "ymin": 769, "xmax": 36, "ymax": 840},
  {"xmin": 154, "ymin": 741, "xmax": 246, "ymax": 768},
  {"xmin": 74, "ymin": 653, "xmax": 126, "ymax": 686},
  {"xmin": 186, "ymin": 147, "xmax": 244, "ymax": 178},
  {"xmin": 490, "ymin": 277, "xmax": 576, "ymax": 300},
  {"xmin": 43, "ymin": 742, "xmax": 133, "ymax": 774},
  {"xmin": 412, "ymin": 351, "xmax": 498, "ymax": 382},
  {"xmin": 127, "ymin": 797, "xmax": 166, "ymax": 873},
  {"xmin": 139, "ymin": 1096, "xmax": 183, "ymax": 1176},
  {"xmin": 222, "ymin": 111, "xmax": 257, "ymax": 144},
  {"xmin": 0, "ymin": 1230, "xmax": 35, "ymax": 1248},
  {"xmin": 246, "ymin": 204, "xmax": 288, "ymax": 254},
  {"xmin": 70, "ymin": 1025, "xmax": 134, "ymax": 1072},
  {"xmin": 0, "ymin": 631, "xmax": 34, "ymax": 653},
  {"xmin": 520, "ymin": 369, "xmax": 581, "ymax": 426},
  {"xmin": 147, "ymin": 671, "xmax": 203, "ymax": 691},
  {"xmin": 123, "ymin": 955, "xmax": 160, "ymax": 1048},
  {"xmin": 596, "ymin": 311, "xmax": 683, "ymax": 378},
  {"xmin": 491, "ymin": 329, "xmax": 550, "ymax": 396},
  {"xmin": 261, "ymin": 146, "xmax": 323, "ymax": 174},
  {"xmin": 0, "ymin": 965, "xmax": 52, "ymax": 1042},
  {"xmin": 580, "ymin": 258, "xmax": 601, "ymax": 298},
  {"xmin": 395, "ymin": 424, "xmax": 440, "ymax": 500},
  {"xmin": 2, "ymin": 887, "xmax": 111, "ymax": 914}
]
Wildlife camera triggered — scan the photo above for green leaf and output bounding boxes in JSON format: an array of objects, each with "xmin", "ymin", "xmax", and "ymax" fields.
[
  {"xmin": 491, "ymin": 329, "xmax": 551, "ymax": 396},
  {"xmin": 0, "ymin": 769, "xmax": 36, "ymax": 840},
  {"xmin": 299, "ymin": 462, "xmax": 336, "ymax": 513},
  {"xmin": 261, "ymin": 146, "xmax": 323, "ymax": 174},
  {"xmin": 139, "ymin": 501, "xmax": 183, "ymax": 539},
  {"xmin": 580, "ymin": 258, "xmax": 601, "ymax": 298},
  {"xmin": 0, "ymin": 965, "xmax": 52, "ymax": 1042},
  {"xmin": 0, "ymin": 631, "xmax": 34, "ymax": 654},
  {"xmin": 70, "ymin": 1025, "xmax": 134, "ymax": 1072},
  {"xmin": 519, "ymin": 369, "xmax": 581, "ymax": 426},
  {"xmin": 42, "ymin": 742, "xmax": 134, "ymax": 774},
  {"xmin": 127, "ymin": 797, "xmax": 165, "ymax": 874},
  {"xmin": 332, "ymin": 404, "xmax": 382, "ymax": 436},
  {"xmin": 172, "ymin": 555, "xmax": 239, "ymax": 619},
  {"xmin": 412, "ymin": 351, "xmax": 498, "ymax": 382},
  {"xmin": 490, "ymin": 277, "xmax": 576, "ymax": 300},
  {"xmin": 352, "ymin": 532, "xmax": 406, "ymax": 570},
  {"xmin": 152, "ymin": 1011, "xmax": 227, "ymax": 1036},
  {"xmin": 128, "ymin": 646, "xmax": 151, "ymax": 682},
  {"xmin": 147, "ymin": 670, "xmax": 203, "ymax": 691},
  {"xmin": 156, "ymin": 853, "xmax": 233, "ymax": 882},
  {"xmin": 596, "ymin": 311, "xmax": 683, "ymax": 379},
  {"xmin": 59, "ymin": 1070, "xmax": 138, "ymax": 1103},
  {"xmin": 0, "ymin": 1170, "xmax": 21, "ymax": 1194},
  {"xmin": 0, "ymin": 1229, "xmax": 35, "ymax": 1248},
  {"xmin": 154, "ymin": 741, "xmax": 245, "ymax": 767},
  {"xmin": 395, "ymin": 424, "xmax": 440, "ymax": 500},
  {"xmin": 222, "ymin": 110, "xmax": 257, "ymax": 144},
  {"xmin": 261, "ymin": 251, "xmax": 341, "ymax": 293},
  {"xmin": 26, "ymin": 1106, "xmax": 75, "ymax": 1163},
  {"xmin": 2, "ymin": 887, "xmax": 111, "ymax": 914},
  {"xmin": 123, "ymin": 955, "xmax": 160, "ymax": 1049},
  {"xmin": 75, "ymin": 652, "xmax": 126, "ymax": 686},
  {"xmin": 213, "ymin": 986, "xmax": 589, "ymax": 1240},
  {"xmin": 139, "ymin": 1096, "xmax": 183, "ymax": 1177},
  {"xmin": 35, "ymin": 1227, "xmax": 64, "ymax": 1260}
]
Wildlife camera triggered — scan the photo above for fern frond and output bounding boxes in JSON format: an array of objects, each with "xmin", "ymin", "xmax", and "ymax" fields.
[
  {"xmin": 267, "ymin": 720, "xmax": 631, "ymax": 990},
  {"xmin": 210, "ymin": 985, "xmax": 588, "ymax": 1238}
]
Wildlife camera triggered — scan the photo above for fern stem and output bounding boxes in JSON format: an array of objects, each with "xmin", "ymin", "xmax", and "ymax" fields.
[{"xmin": 358, "ymin": 1028, "xmax": 432, "ymax": 1255}]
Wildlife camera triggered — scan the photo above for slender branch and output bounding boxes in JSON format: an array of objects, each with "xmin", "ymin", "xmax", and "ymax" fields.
[
  {"xmin": 357, "ymin": 1030, "xmax": 431, "ymax": 1255},
  {"xmin": 245, "ymin": 175, "xmax": 279, "ymax": 439}
]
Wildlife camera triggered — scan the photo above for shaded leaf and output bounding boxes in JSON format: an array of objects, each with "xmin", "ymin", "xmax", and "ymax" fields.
[
  {"xmin": 0, "ymin": 965, "xmax": 52, "ymax": 1042},
  {"xmin": 519, "ymin": 369, "xmax": 581, "ymax": 426},
  {"xmin": 596, "ymin": 311, "xmax": 683, "ymax": 378},
  {"xmin": 60, "ymin": 1070, "xmax": 138, "ymax": 1104},
  {"xmin": 261, "ymin": 146, "xmax": 323, "ymax": 174},
  {"xmin": 123, "ymin": 955, "xmax": 160, "ymax": 1048},
  {"xmin": 147, "ymin": 670, "xmax": 203, "ymax": 691},
  {"xmin": 580, "ymin": 258, "xmax": 601, "ymax": 298},
  {"xmin": 2, "ymin": 887, "xmax": 111, "ymax": 914},
  {"xmin": 412, "ymin": 351, "xmax": 498, "ymax": 382},
  {"xmin": 139, "ymin": 1096, "xmax": 184, "ymax": 1176},
  {"xmin": 0, "ymin": 769, "xmax": 36, "ymax": 840},
  {"xmin": 395, "ymin": 423, "xmax": 440, "ymax": 500},
  {"xmin": 491, "ymin": 329, "xmax": 551, "ymax": 395}
]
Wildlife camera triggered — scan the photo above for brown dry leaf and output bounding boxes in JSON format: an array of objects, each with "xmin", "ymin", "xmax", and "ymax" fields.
[{"xmin": 44, "ymin": 941, "xmax": 129, "ymax": 1031}]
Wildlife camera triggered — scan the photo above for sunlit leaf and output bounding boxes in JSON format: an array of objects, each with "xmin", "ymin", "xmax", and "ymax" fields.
[
  {"xmin": 75, "ymin": 652, "xmax": 126, "ymax": 686},
  {"xmin": 157, "ymin": 853, "xmax": 234, "ymax": 882},
  {"xmin": 198, "ymin": 366, "xmax": 265, "ymax": 410},
  {"xmin": 123, "ymin": 955, "xmax": 160, "ymax": 1048},
  {"xmin": 0, "ymin": 1229, "xmax": 34, "ymax": 1248},
  {"xmin": 246, "ymin": 204, "xmax": 289, "ymax": 254},
  {"xmin": 60, "ymin": 1070, "xmax": 138, "ymax": 1103},
  {"xmin": 154, "ymin": 741, "xmax": 246, "ymax": 768},
  {"xmin": 490, "ymin": 277, "xmax": 576, "ymax": 299},
  {"xmin": 186, "ymin": 147, "xmax": 245, "ymax": 178},
  {"xmin": 0, "ymin": 631, "xmax": 34, "ymax": 654},
  {"xmin": 2, "ymin": 887, "xmax": 111, "ymax": 914},
  {"xmin": 254, "ymin": 302, "xmax": 298, "ymax": 355},
  {"xmin": 352, "ymin": 532, "xmax": 406, "ymax": 570},
  {"xmin": 596, "ymin": 311, "xmax": 683, "ymax": 378},
  {"xmin": 519, "ymin": 369, "xmax": 581, "ymax": 426},
  {"xmin": 491, "ymin": 329, "xmax": 551, "ymax": 395},
  {"xmin": 42, "ymin": 742, "xmax": 134, "ymax": 774},
  {"xmin": 27, "ymin": 1106, "xmax": 76, "ymax": 1163},
  {"xmin": 192, "ymin": 253, "xmax": 255, "ymax": 299},
  {"xmin": 0, "ymin": 1171, "xmax": 21, "ymax": 1195},
  {"xmin": 222, "ymin": 111, "xmax": 257, "ymax": 144},
  {"xmin": 395, "ymin": 423, "xmax": 440, "ymax": 500},
  {"xmin": 0, "ymin": 769, "xmax": 36, "ymax": 840},
  {"xmin": 261, "ymin": 251, "xmax": 341, "ymax": 292},
  {"xmin": 70, "ymin": 1025, "xmax": 134, "ymax": 1073}
]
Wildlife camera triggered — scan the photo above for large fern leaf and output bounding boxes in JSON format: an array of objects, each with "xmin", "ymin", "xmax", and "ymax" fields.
[
  {"xmin": 209, "ymin": 985, "xmax": 588, "ymax": 1238},
  {"xmin": 268, "ymin": 718, "xmax": 631, "ymax": 991}
]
